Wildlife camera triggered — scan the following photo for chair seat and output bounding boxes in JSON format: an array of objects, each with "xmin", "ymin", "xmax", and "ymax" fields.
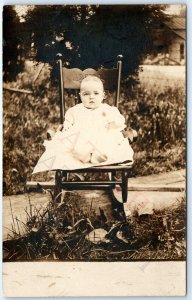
[{"xmin": 58, "ymin": 161, "xmax": 133, "ymax": 173}]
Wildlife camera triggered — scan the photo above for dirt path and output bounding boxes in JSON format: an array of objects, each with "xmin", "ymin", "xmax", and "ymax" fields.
[{"xmin": 3, "ymin": 169, "xmax": 185, "ymax": 240}]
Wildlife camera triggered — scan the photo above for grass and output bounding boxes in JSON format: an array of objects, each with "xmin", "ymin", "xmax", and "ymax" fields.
[
  {"xmin": 3, "ymin": 193, "xmax": 186, "ymax": 261},
  {"xmin": 131, "ymin": 140, "xmax": 185, "ymax": 177}
]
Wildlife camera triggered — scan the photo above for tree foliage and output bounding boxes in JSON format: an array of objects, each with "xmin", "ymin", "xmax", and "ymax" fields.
[
  {"xmin": 3, "ymin": 5, "xmax": 168, "ymax": 81},
  {"xmin": 3, "ymin": 6, "xmax": 26, "ymax": 81}
]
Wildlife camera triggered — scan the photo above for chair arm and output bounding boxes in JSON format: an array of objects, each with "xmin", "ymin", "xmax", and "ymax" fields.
[
  {"xmin": 46, "ymin": 124, "xmax": 63, "ymax": 140},
  {"xmin": 47, "ymin": 129, "xmax": 55, "ymax": 140},
  {"xmin": 56, "ymin": 124, "xmax": 63, "ymax": 132}
]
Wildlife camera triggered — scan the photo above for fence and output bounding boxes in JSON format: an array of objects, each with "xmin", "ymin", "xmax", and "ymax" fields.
[{"xmin": 138, "ymin": 65, "xmax": 185, "ymax": 92}]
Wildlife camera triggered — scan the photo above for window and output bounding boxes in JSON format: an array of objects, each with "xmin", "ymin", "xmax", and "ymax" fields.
[{"xmin": 180, "ymin": 43, "xmax": 184, "ymax": 61}]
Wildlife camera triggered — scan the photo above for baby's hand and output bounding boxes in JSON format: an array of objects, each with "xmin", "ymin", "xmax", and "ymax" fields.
[
  {"xmin": 105, "ymin": 121, "xmax": 118, "ymax": 130},
  {"xmin": 102, "ymin": 112, "xmax": 116, "ymax": 129},
  {"xmin": 90, "ymin": 152, "xmax": 108, "ymax": 164},
  {"xmin": 102, "ymin": 109, "xmax": 125, "ymax": 130}
]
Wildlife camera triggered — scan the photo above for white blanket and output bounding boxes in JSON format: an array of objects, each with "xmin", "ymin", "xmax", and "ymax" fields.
[{"xmin": 33, "ymin": 130, "xmax": 133, "ymax": 173}]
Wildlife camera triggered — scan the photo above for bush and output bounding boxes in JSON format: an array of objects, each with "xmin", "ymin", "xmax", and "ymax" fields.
[
  {"xmin": 119, "ymin": 85, "xmax": 186, "ymax": 176},
  {"xmin": 3, "ymin": 63, "xmax": 60, "ymax": 195}
]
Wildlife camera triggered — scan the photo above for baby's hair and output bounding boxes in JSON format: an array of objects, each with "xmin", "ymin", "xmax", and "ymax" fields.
[{"xmin": 80, "ymin": 75, "xmax": 104, "ymax": 90}]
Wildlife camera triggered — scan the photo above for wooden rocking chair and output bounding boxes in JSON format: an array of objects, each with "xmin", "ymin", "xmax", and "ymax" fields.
[{"xmin": 52, "ymin": 55, "xmax": 133, "ymax": 203}]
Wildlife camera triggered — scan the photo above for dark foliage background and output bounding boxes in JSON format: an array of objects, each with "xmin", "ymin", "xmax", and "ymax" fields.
[
  {"xmin": 3, "ymin": 5, "xmax": 168, "ymax": 81},
  {"xmin": 3, "ymin": 6, "xmax": 25, "ymax": 81}
]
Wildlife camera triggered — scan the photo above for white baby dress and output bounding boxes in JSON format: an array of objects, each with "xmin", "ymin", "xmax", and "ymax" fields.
[{"xmin": 33, "ymin": 103, "xmax": 133, "ymax": 173}]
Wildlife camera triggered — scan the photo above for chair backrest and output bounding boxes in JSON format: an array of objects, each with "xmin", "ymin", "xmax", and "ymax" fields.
[{"xmin": 58, "ymin": 56, "xmax": 123, "ymax": 124}]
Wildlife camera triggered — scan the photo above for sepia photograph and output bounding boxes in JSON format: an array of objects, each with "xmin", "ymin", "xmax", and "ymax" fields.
[{"xmin": 2, "ymin": 3, "xmax": 186, "ymax": 296}]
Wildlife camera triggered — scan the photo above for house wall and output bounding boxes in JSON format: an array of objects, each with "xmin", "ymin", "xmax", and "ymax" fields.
[
  {"xmin": 168, "ymin": 35, "xmax": 185, "ymax": 63},
  {"xmin": 151, "ymin": 27, "xmax": 185, "ymax": 65}
]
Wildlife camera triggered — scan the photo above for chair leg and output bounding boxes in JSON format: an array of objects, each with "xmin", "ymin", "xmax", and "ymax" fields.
[
  {"xmin": 111, "ymin": 170, "xmax": 116, "ymax": 189},
  {"xmin": 111, "ymin": 170, "xmax": 116, "ymax": 180},
  {"xmin": 54, "ymin": 170, "xmax": 62, "ymax": 203},
  {"xmin": 121, "ymin": 171, "xmax": 128, "ymax": 203}
]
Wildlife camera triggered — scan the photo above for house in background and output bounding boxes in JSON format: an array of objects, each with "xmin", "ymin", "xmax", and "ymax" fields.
[
  {"xmin": 144, "ymin": 16, "xmax": 186, "ymax": 65},
  {"xmin": 164, "ymin": 17, "xmax": 185, "ymax": 64}
]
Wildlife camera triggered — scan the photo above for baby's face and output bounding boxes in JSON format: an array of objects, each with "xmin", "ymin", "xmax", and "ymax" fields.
[{"xmin": 80, "ymin": 81, "xmax": 104, "ymax": 109}]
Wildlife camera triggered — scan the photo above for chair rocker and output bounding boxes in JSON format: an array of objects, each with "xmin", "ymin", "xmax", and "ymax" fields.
[{"xmin": 53, "ymin": 55, "xmax": 133, "ymax": 204}]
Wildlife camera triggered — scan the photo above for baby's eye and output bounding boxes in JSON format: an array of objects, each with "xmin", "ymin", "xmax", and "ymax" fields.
[
  {"xmin": 82, "ymin": 92, "xmax": 90, "ymax": 96},
  {"xmin": 94, "ymin": 92, "xmax": 99, "ymax": 95}
]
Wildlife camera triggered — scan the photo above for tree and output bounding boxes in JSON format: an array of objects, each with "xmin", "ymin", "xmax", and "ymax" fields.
[
  {"xmin": 3, "ymin": 5, "xmax": 168, "ymax": 81},
  {"xmin": 68, "ymin": 5, "xmax": 168, "ymax": 76},
  {"xmin": 3, "ymin": 6, "xmax": 26, "ymax": 81}
]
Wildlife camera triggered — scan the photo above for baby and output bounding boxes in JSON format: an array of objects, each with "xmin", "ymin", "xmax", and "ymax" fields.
[
  {"xmin": 62, "ymin": 75, "xmax": 127, "ymax": 164},
  {"xmin": 33, "ymin": 75, "xmax": 133, "ymax": 174}
]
